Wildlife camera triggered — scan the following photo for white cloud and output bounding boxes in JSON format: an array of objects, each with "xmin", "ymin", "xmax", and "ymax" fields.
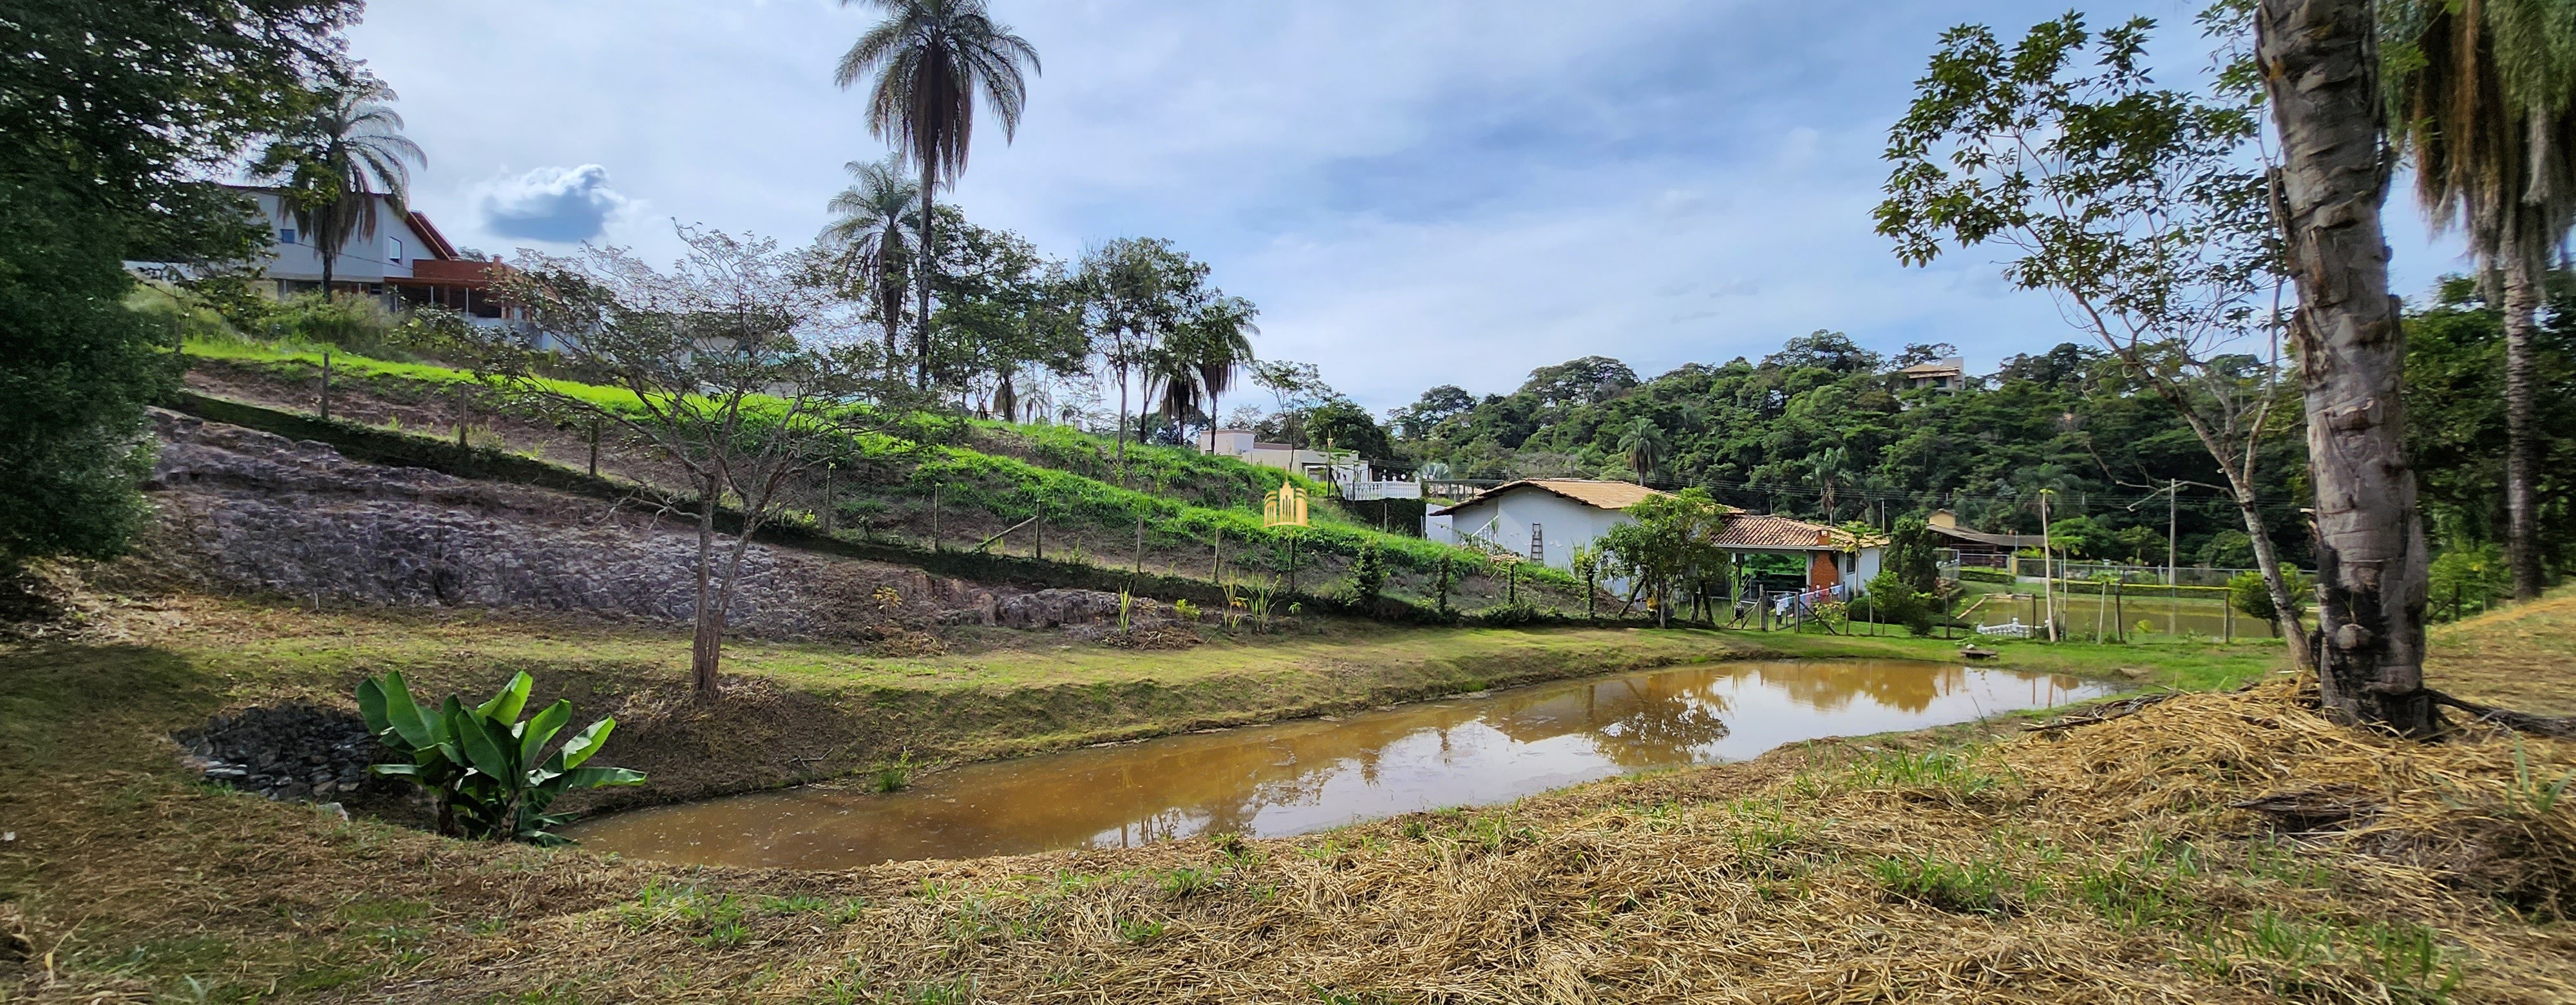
[{"xmin": 473, "ymin": 164, "xmax": 636, "ymax": 244}]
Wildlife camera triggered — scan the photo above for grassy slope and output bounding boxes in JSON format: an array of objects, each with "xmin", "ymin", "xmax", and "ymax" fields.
[
  {"xmin": 178, "ymin": 340, "xmax": 1578, "ymax": 600},
  {"xmin": 2422, "ymin": 586, "xmax": 2576, "ymax": 716}
]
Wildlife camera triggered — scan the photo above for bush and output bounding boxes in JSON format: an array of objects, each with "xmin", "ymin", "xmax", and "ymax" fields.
[
  {"xmin": 1865, "ymin": 571, "xmax": 1935, "ymax": 636},
  {"xmin": 1468, "ymin": 602, "xmax": 1542, "ymax": 627},
  {"xmin": 1958, "ymin": 568, "xmax": 2014, "ymax": 584},
  {"xmin": 357, "ymin": 670, "xmax": 646, "ymax": 844},
  {"xmin": 2226, "ymin": 568, "xmax": 2311, "ymax": 627},
  {"xmin": 1352, "ymin": 541, "xmax": 1386, "ymax": 604},
  {"xmin": 2428, "ymin": 542, "xmax": 2511, "ymax": 620}
]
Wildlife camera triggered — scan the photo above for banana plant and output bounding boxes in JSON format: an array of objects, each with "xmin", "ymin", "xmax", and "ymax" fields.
[{"xmin": 357, "ymin": 670, "xmax": 647, "ymax": 844}]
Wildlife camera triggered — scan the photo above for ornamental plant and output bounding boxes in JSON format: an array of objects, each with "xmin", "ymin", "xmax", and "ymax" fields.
[{"xmin": 357, "ymin": 671, "xmax": 647, "ymax": 844}]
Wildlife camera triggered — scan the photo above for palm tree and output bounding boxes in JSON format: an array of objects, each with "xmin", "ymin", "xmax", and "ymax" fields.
[
  {"xmin": 1808, "ymin": 446, "xmax": 1850, "ymax": 522},
  {"xmin": 2385, "ymin": 0, "xmax": 2576, "ymax": 600},
  {"xmin": 835, "ymin": 0, "xmax": 1040, "ymax": 392},
  {"xmin": 254, "ymin": 79, "xmax": 424, "ymax": 297},
  {"xmin": 821, "ymin": 155, "xmax": 920, "ymax": 381},
  {"xmin": 1615, "ymin": 417, "xmax": 1667, "ymax": 485},
  {"xmin": 1151, "ymin": 293, "xmax": 1258, "ymax": 441}
]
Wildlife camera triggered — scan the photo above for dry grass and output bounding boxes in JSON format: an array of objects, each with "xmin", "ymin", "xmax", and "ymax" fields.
[
  {"xmin": 2427, "ymin": 588, "xmax": 2576, "ymax": 716},
  {"xmin": 6, "ymin": 592, "xmax": 2571, "ymax": 1003}
]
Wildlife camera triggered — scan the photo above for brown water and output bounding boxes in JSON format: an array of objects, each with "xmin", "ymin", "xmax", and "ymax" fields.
[{"xmin": 566, "ymin": 660, "xmax": 2112, "ymax": 868}]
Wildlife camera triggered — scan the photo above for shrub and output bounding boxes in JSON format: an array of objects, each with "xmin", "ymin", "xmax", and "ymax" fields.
[
  {"xmin": 1864, "ymin": 571, "xmax": 1935, "ymax": 636},
  {"xmin": 1469, "ymin": 602, "xmax": 1542, "ymax": 627},
  {"xmin": 1351, "ymin": 541, "xmax": 1386, "ymax": 604},
  {"xmin": 357, "ymin": 671, "xmax": 646, "ymax": 843},
  {"xmin": 2226, "ymin": 568, "xmax": 2311, "ymax": 627}
]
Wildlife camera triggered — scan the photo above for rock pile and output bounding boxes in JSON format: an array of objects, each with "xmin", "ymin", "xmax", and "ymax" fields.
[{"xmin": 174, "ymin": 704, "xmax": 388, "ymax": 802}]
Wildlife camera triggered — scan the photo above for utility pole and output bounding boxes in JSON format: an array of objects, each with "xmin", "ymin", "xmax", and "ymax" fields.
[
  {"xmin": 2039, "ymin": 488, "xmax": 2057, "ymax": 642},
  {"xmin": 2167, "ymin": 478, "xmax": 2179, "ymax": 637}
]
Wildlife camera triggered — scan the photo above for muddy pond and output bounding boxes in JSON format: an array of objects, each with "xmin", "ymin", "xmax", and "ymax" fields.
[{"xmin": 566, "ymin": 659, "xmax": 2114, "ymax": 868}]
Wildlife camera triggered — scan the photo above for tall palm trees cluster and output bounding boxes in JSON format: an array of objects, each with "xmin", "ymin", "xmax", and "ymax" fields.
[
  {"xmin": 828, "ymin": 0, "xmax": 1259, "ymax": 461},
  {"xmin": 2383, "ymin": 0, "xmax": 2576, "ymax": 602}
]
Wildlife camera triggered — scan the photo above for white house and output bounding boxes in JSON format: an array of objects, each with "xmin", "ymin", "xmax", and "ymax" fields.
[
  {"xmin": 1427, "ymin": 479, "xmax": 1658, "ymax": 570},
  {"xmin": 1197, "ymin": 428, "xmax": 1419, "ymax": 501}
]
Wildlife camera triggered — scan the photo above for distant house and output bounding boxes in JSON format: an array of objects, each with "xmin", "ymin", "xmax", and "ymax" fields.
[
  {"xmin": 1197, "ymin": 428, "xmax": 1419, "ymax": 501},
  {"xmin": 1924, "ymin": 508, "xmax": 2045, "ymax": 569},
  {"xmin": 216, "ymin": 185, "xmax": 536, "ymax": 338},
  {"xmin": 1428, "ymin": 478, "xmax": 1883, "ymax": 594},
  {"xmin": 1899, "ymin": 356, "xmax": 1967, "ymax": 392}
]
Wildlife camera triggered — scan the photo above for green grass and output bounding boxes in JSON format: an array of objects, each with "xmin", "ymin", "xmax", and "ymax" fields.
[{"xmin": 1748, "ymin": 629, "xmax": 2286, "ymax": 691}]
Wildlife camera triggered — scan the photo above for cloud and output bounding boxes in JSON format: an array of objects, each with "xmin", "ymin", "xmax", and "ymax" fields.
[{"xmin": 474, "ymin": 164, "xmax": 634, "ymax": 243}]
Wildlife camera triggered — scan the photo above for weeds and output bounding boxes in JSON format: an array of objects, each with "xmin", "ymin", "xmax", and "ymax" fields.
[
  {"xmin": 1115, "ymin": 917, "xmax": 1166, "ymax": 944},
  {"xmin": 875, "ymin": 753, "xmax": 914, "ymax": 793},
  {"xmin": 1158, "ymin": 867, "xmax": 1218, "ymax": 898},
  {"xmin": 1871, "ymin": 855, "xmax": 2022, "ymax": 915},
  {"xmin": 2506, "ymin": 738, "xmax": 2575, "ymax": 818}
]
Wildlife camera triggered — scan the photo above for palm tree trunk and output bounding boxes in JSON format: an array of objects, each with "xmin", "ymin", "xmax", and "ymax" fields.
[
  {"xmin": 2259, "ymin": 0, "xmax": 2436, "ymax": 736},
  {"xmin": 917, "ymin": 168, "xmax": 936, "ymax": 392},
  {"xmin": 2503, "ymin": 244, "xmax": 2543, "ymax": 600},
  {"xmin": 317, "ymin": 198, "xmax": 338, "ymax": 298}
]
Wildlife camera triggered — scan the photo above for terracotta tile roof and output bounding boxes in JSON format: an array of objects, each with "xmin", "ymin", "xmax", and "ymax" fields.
[
  {"xmin": 1428, "ymin": 478, "xmax": 1663, "ymax": 515},
  {"xmin": 1710, "ymin": 513, "xmax": 1888, "ymax": 551},
  {"xmin": 1928, "ymin": 525, "xmax": 2046, "ymax": 548}
]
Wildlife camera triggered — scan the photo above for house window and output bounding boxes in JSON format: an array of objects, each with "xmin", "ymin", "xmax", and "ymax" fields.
[
  {"xmin": 387, "ymin": 237, "xmax": 404, "ymax": 263},
  {"xmin": 1530, "ymin": 523, "xmax": 1545, "ymax": 561},
  {"xmin": 278, "ymin": 229, "xmax": 296, "ymax": 245}
]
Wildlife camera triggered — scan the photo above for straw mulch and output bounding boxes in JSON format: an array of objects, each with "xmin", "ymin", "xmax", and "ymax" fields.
[{"xmin": 365, "ymin": 678, "xmax": 2576, "ymax": 1004}]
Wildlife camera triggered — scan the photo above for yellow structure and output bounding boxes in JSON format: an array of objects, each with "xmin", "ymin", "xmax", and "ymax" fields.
[{"xmin": 1262, "ymin": 483, "xmax": 1309, "ymax": 528}]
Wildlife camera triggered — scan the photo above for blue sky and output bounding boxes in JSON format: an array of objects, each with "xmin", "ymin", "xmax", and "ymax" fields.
[{"xmin": 348, "ymin": 0, "xmax": 2470, "ymax": 412}]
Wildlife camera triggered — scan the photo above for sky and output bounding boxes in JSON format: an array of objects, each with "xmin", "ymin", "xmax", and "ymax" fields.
[{"xmin": 346, "ymin": 0, "xmax": 2471, "ymax": 414}]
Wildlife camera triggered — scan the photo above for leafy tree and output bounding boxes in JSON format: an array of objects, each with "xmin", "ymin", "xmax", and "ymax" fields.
[
  {"xmin": 2383, "ymin": 0, "xmax": 2576, "ymax": 600},
  {"xmin": 1597, "ymin": 488, "xmax": 1728, "ymax": 627},
  {"xmin": 1077, "ymin": 237, "xmax": 1202, "ymax": 467},
  {"xmin": 1305, "ymin": 399, "xmax": 1392, "ymax": 461},
  {"xmin": 1, "ymin": 0, "xmax": 356, "ymax": 568},
  {"xmin": 2228, "ymin": 566, "xmax": 2311, "ymax": 633},
  {"xmin": 1865, "ymin": 570, "xmax": 1935, "ymax": 636},
  {"xmin": 429, "ymin": 227, "xmax": 885, "ymax": 697},
  {"xmin": 820, "ymin": 154, "xmax": 920, "ymax": 381},
  {"xmin": 1884, "ymin": 517, "xmax": 1940, "ymax": 596},
  {"xmin": 1877, "ymin": 12, "xmax": 2316, "ymax": 670},
  {"xmin": 835, "ymin": 0, "xmax": 1040, "ymax": 390},
  {"xmin": 252, "ymin": 76, "xmax": 424, "ymax": 294}
]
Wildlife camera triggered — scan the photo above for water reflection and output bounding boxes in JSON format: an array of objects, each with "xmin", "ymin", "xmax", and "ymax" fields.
[{"xmin": 567, "ymin": 660, "xmax": 2110, "ymax": 868}]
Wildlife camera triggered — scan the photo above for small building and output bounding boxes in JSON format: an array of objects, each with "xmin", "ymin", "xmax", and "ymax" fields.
[
  {"xmin": 1710, "ymin": 513, "xmax": 1885, "ymax": 593},
  {"xmin": 1197, "ymin": 429, "xmax": 1418, "ymax": 501},
  {"xmin": 1426, "ymin": 479, "xmax": 1658, "ymax": 568},
  {"xmin": 1924, "ymin": 509, "xmax": 2045, "ymax": 569},
  {"xmin": 1899, "ymin": 356, "xmax": 1967, "ymax": 392}
]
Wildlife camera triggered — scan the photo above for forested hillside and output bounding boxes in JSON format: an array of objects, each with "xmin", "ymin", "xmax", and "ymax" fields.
[{"xmin": 1379, "ymin": 278, "xmax": 2576, "ymax": 581}]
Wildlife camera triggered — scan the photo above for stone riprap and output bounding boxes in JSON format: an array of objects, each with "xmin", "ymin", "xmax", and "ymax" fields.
[{"xmin": 138, "ymin": 410, "xmax": 1017, "ymax": 637}]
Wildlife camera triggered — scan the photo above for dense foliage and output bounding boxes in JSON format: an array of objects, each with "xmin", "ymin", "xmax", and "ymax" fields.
[{"xmin": 0, "ymin": 0, "xmax": 357, "ymax": 566}]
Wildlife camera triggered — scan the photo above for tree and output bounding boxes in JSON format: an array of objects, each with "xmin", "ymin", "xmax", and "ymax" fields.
[
  {"xmin": 2383, "ymin": 0, "xmax": 2576, "ymax": 600},
  {"xmin": 1077, "ymin": 237, "xmax": 1201, "ymax": 468},
  {"xmin": 1, "ymin": 0, "xmax": 356, "ymax": 568},
  {"xmin": 1885, "ymin": 516, "xmax": 1941, "ymax": 596},
  {"xmin": 1877, "ymin": 12, "xmax": 2318, "ymax": 671},
  {"xmin": 2259, "ymin": 0, "xmax": 2436, "ymax": 734},
  {"xmin": 820, "ymin": 154, "xmax": 920, "ymax": 382},
  {"xmin": 253, "ymin": 77, "xmax": 424, "ymax": 296},
  {"xmin": 835, "ymin": 0, "xmax": 1040, "ymax": 391},
  {"xmin": 1171, "ymin": 292, "xmax": 1259, "ymax": 433},
  {"xmin": 1616, "ymin": 417, "xmax": 1667, "ymax": 484},
  {"xmin": 1304, "ymin": 399, "xmax": 1392, "ymax": 461},
  {"xmin": 1597, "ymin": 488, "xmax": 1727, "ymax": 628},
  {"xmin": 435, "ymin": 227, "xmax": 881, "ymax": 698}
]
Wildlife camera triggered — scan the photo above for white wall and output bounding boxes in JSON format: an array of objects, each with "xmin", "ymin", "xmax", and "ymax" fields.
[
  {"xmin": 246, "ymin": 190, "xmax": 427, "ymax": 284},
  {"xmin": 1441, "ymin": 489, "xmax": 1632, "ymax": 572}
]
